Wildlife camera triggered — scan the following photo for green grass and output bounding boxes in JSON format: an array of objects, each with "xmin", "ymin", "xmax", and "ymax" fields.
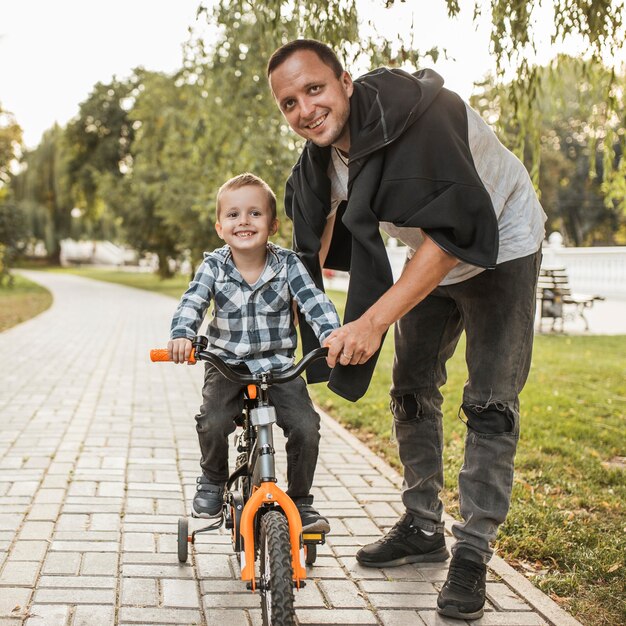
[
  {"xmin": 54, "ymin": 269, "xmax": 626, "ymax": 624},
  {"xmin": 0, "ymin": 273, "xmax": 53, "ymax": 332}
]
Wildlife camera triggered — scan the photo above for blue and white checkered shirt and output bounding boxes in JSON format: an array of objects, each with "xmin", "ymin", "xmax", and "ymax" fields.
[{"xmin": 170, "ymin": 243, "xmax": 341, "ymax": 373}]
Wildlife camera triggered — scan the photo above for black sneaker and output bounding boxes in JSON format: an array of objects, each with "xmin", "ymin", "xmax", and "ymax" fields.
[
  {"xmin": 356, "ymin": 513, "xmax": 449, "ymax": 567},
  {"xmin": 297, "ymin": 503, "xmax": 330, "ymax": 533},
  {"xmin": 437, "ymin": 547, "xmax": 487, "ymax": 620},
  {"xmin": 191, "ymin": 476, "xmax": 224, "ymax": 518}
]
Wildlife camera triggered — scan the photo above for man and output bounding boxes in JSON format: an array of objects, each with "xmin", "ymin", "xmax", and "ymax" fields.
[{"xmin": 268, "ymin": 39, "xmax": 546, "ymax": 620}]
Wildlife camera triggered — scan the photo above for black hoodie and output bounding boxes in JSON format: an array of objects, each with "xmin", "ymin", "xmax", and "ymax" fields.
[{"xmin": 285, "ymin": 68, "xmax": 499, "ymax": 401}]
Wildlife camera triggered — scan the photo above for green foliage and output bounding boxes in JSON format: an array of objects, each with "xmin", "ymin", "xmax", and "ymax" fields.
[
  {"xmin": 0, "ymin": 196, "xmax": 27, "ymax": 285},
  {"xmin": 12, "ymin": 125, "xmax": 73, "ymax": 264},
  {"xmin": 471, "ymin": 55, "xmax": 626, "ymax": 245},
  {"xmin": 0, "ymin": 103, "xmax": 23, "ymax": 187}
]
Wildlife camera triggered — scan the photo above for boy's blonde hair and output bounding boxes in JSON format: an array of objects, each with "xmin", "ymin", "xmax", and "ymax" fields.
[{"xmin": 216, "ymin": 173, "xmax": 277, "ymax": 221}]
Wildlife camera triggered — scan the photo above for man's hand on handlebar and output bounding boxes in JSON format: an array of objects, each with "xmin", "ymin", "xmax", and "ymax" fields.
[{"xmin": 168, "ymin": 338, "xmax": 193, "ymax": 364}]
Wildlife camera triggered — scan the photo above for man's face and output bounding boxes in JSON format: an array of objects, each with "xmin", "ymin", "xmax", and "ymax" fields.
[{"xmin": 269, "ymin": 49, "xmax": 353, "ymax": 151}]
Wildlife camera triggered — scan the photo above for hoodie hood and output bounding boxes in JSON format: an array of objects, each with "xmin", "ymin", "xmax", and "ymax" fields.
[{"xmin": 349, "ymin": 68, "xmax": 444, "ymax": 160}]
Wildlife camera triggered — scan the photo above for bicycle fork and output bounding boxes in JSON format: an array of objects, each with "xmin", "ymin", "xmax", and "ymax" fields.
[{"xmin": 238, "ymin": 401, "xmax": 306, "ymax": 591}]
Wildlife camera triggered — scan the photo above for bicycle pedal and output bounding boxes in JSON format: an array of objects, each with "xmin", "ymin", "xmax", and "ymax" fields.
[{"xmin": 302, "ymin": 532, "xmax": 325, "ymax": 544}]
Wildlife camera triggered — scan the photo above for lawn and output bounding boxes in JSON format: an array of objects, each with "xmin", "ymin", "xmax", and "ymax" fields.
[
  {"xmin": 0, "ymin": 273, "xmax": 53, "ymax": 332},
  {"xmin": 33, "ymin": 268, "xmax": 626, "ymax": 625}
]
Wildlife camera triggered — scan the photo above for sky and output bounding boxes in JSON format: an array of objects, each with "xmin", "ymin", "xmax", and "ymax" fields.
[{"xmin": 1, "ymin": 0, "xmax": 621, "ymax": 149}]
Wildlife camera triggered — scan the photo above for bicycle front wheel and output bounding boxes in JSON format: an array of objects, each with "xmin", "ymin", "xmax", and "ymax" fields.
[{"xmin": 259, "ymin": 510, "xmax": 296, "ymax": 626}]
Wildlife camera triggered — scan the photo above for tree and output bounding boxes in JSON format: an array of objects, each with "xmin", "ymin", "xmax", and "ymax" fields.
[
  {"xmin": 0, "ymin": 103, "xmax": 23, "ymax": 187},
  {"xmin": 64, "ymin": 77, "xmax": 136, "ymax": 240},
  {"xmin": 471, "ymin": 55, "xmax": 625, "ymax": 244},
  {"xmin": 13, "ymin": 125, "xmax": 73, "ymax": 264}
]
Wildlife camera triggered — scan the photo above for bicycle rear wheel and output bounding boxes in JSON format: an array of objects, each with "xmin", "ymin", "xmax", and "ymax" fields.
[{"xmin": 259, "ymin": 510, "xmax": 296, "ymax": 626}]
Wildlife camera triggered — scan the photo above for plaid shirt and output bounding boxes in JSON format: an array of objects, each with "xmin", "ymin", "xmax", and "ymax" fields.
[{"xmin": 170, "ymin": 243, "xmax": 340, "ymax": 373}]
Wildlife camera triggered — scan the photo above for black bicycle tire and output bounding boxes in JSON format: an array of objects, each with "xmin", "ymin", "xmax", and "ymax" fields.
[
  {"xmin": 177, "ymin": 517, "xmax": 188, "ymax": 563},
  {"xmin": 259, "ymin": 511, "xmax": 296, "ymax": 626}
]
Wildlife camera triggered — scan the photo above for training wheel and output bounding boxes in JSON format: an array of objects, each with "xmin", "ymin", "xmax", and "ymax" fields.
[{"xmin": 178, "ymin": 517, "xmax": 189, "ymax": 563}]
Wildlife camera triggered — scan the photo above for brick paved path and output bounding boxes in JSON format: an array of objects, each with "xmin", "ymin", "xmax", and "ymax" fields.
[{"xmin": 0, "ymin": 271, "xmax": 582, "ymax": 626}]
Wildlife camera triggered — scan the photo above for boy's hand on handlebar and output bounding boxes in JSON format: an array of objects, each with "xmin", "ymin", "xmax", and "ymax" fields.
[{"xmin": 168, "ymin": 338, "xmax": 193, "ymax": 364}]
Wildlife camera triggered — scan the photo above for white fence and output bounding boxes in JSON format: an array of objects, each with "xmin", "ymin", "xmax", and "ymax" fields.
[
  {"xmin": 541, "ymin": 241, "xmax": 626, "ymax": 299},
  {"xmin": 330, "ymin": 237, "xmax": 626, "ymax": 301}
]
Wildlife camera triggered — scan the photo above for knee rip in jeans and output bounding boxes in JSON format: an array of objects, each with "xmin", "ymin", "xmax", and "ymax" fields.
[
  {"xmin": 390, "ymin": 393, "xmax": 434, "ymax": 423},
  {"xmin": 459, "ymin": 400, "xmax": 517, "ymax": 435}
]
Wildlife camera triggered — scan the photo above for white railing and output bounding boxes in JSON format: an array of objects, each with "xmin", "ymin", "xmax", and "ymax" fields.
[
  {"xmin": 386, "ymin": 236, "xmax": 626, "ymax": 300},
  {"xmin": 542, "ymin": 234, "xmax": 626, "ymax": 299}
]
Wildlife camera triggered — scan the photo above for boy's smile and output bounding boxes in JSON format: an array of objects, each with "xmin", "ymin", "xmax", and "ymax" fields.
[{"xmin": 215, "ymin": 185, "xmax": 278, "ymax": 256}]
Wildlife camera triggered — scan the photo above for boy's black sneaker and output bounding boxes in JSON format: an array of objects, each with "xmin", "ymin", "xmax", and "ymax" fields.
[
  {"xmin": 437, "ymin": 547, "xmax": 487, "ymax": 620},
  {"xmin": 356, "ymin": 514, "xmax": 449, "ymax": 567},
  {"xmin": 297, "ymin": 503, "xmax": 330, "ymax": 533},
  {"xmin": 191, "ymin": 476, "xmax": 224, "ymax": 518}
]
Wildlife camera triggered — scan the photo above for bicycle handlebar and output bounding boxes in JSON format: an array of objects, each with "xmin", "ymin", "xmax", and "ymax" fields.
[{"xmin": 150, "ymin": 340, "xmax": 329, "ymax": 386}]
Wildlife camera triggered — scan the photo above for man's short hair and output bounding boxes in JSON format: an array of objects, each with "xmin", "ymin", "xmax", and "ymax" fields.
[
  {"xmin": 216, "ymin": 173, "xmax": 277, "ymax": 221},
  {"xmin": 267, "ymin": 39, "xmax": 344, "ymax": 79}
]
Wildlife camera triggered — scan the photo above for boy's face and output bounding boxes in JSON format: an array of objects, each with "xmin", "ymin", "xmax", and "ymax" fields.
[
  {"xmin": 269, "ymin": 49, "xmax": 353, "ymax": 150},
  {"xmin": 215, "ymin": 185, "xmax": 278, "ymax": 253}
]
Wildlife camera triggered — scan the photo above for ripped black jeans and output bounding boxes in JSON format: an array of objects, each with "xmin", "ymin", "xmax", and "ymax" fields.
[{"xmin": 391, "ymin": 250, "xmax": 541, "ymax": 562}]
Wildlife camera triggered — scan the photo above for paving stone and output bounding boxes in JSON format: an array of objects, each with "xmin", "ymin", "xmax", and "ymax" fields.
[
  {"xmin": 0, "ymin": 561, "xmax": 40, "ymax": 586},
  {"xmin": 202, "ymin": 593, "xmax": 261, "ymax": 609},
  {"xmin": 38, "ymin": 576, "xmax": 115, "ymax": 589},
  {"xmin": 71, "ymin": 605, "xmax": 115, "ymax": 625},
  {"xmin": 414, "ymin": 611, "xmax": 463, "ymax": 625},
  {"xmin": 378, "ymin": 610, "xmax": 424, "ymax": 626},
  {"xmin": 0, "ymin": 587, "xmax": 32, "ymax": 618},
  {"xmin": 18, "ymin": 522, "xmax": 54, "ymax": 541},
  {"xmin": 119, "ymin": 607, "xmax": 202, "ymax": 624},
  {"xmin": 8, "ymin": 540, "xmax": 48, "ymax": 562},
  {"xmin": 466, "ymin": 612, "xmax": 547, "ymax": 625},
  {"xmin": 162, "ymin": 578, "xmax": 199, "ymax": 608},
  {"xmin": 41, "ymin": 553, "xmax": 81, "ymax": 575},
  {"xmin": 195, "ymin": 553, "xmax": 234, "ymax": 578},
  {"xmin": 296, "ymin": 608, "xmax": 378, "ymax": 624},
  {"xmin": 33, "ymin": 587, "xmax": 116, "ymax": 604},
  {"xmin": 51, "ymin": 541, "xmax": 118, "ymax": 553},
  {"xmin": 80, "ymin": 552, "xmax": 118, "ymax": 576},
  {"xmin": 122, "ymin": 533, "xmax": 155, "ymax": 553},
  {"xmin": 0, "ymin": 515, "xmax": 24, "ymax": 532},
  {"xmin": 318, "ymin": 579, "xmax": 367, "ymax": 608},
  {"xmin": 24, "ymin": 604, "xmax": 70, "ymax": 625},
  {"xmin": 487, "ymin": 583, "xmax": 531, "ymax": 611},
  {"xmin": 369, "ymin": 592, "xmax": 438, "ymax": 609},
  {"xmin": 121, "ymin": 563, "xmax": 195, "ymax": 579},
  {"xmin": 26, "ymin": 504, "xmax": 61, "ymax": 522},
  {"xmin": 121, "ymin": 577, "xmax": 158, "ymax": 606},
  {"xmin": 359, "ymin": 580, "xmax": 437, "ymax": 594},
  {"xmin": 199, "ymin": 609, "xmax": 250, "ymax": 626}
]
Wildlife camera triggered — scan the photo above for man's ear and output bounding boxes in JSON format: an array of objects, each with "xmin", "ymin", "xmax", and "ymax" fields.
[
  {"xmin": 215, "ymin": 221, "xmax": 224, "ymax": 240},
  {"xmin": 341, "ymin": 71, "xmax": 354, "ymax": 97}
]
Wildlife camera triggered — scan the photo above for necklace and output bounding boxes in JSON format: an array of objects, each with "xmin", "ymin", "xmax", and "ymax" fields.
[{"xmin": 334, "ymin": 147, "xmax": 349, "ymax": 167}]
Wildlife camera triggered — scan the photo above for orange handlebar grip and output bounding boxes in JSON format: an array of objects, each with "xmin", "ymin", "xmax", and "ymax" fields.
[
  {"xmin": 150, "ymin": 348, "xmax": 196, "ymax": 364},
  {"xmin": 150, "ymin": 349, "xmax": 171, "ymax": 362}
]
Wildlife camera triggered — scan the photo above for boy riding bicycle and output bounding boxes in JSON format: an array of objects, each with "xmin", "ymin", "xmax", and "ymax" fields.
[{"xmin": 168, "ymin": 173, "xmax": 340, "ymax": 532}]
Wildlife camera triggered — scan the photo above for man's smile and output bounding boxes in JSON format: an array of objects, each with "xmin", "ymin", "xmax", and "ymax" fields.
[{"xmin": 305, "ymin": 113, "xmax": 327, "ymax": 130}]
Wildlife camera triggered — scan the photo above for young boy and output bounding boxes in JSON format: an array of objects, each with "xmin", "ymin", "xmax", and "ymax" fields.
[{"xmin": 168, "ymin": 173, "xmax": 340, "ymax": 532}]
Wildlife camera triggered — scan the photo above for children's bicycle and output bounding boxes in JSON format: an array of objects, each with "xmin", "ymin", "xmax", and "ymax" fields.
[{"xmin": 150, "ymin": 336, "xmax": 328, "ymax": 626}]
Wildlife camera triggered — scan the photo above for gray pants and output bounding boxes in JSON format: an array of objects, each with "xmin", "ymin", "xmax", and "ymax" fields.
[
  {"xmin": 195, "ymin": 363, "xmax": 321, "ymax": 503},
  {"xmin": 391, "ymin": 250, "xmax": 541, "ymax": 562}
]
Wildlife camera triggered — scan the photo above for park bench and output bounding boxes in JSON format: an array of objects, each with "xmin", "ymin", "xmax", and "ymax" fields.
[{"xmin": 537, "ymin": 266, "xmax": 604, "ymax": 332}]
